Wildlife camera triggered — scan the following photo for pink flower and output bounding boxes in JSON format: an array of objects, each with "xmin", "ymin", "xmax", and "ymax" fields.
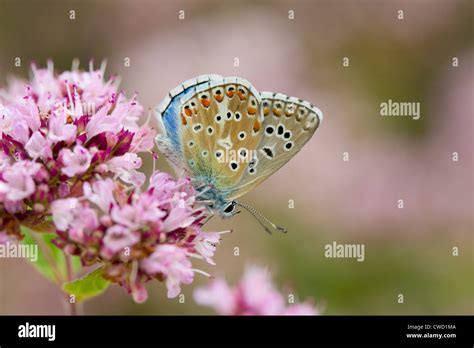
[
  {"xmin": 106, "ymin": 153, "xmax": 142, "ymax": 172},
  {"xmin": 109, "ymin": 94, "xmax": 144, "ymax": 132},
  {"xmin": 25, "ymin": 131, "xmax": 52, "ymax": 160},
  {"xmin": 60, "ymin": 145, "xmax": 92, "ymax": 177},
  {"xmin": 239, "ymin": 266, "xmax": 285, "ymax": 315},
  {"xmin": 284, "ymin": 304, "xmax": 318, "ymax": 315},
  {"xmin": 131, "ymin": 123, "xmax": 156, "ymax": 152},
  {"xmin": 110, "ymin": 195, "xmax": 165, "ymax": 229},
  {"xmin": 15, "ymin": 97, "xmax": 41, "ymax": 133},
  {"xmin": 106, "ymin": 153, "xmax": 145, "ymax": 187},
  {"xmin": 149, "ymin": 172, "xmax": 181, "ymax": 200},
  {"xmin": 141, "ymin": 244, "xmax": 194, "ymax": 298},
  {"xmin": 102, "ymin": 225, "xmax": 140, "ymax": 258},
  {"xmin": 85, "ymin": 105, "xmax": 121, "ymax": 140},
  {"xmin": 70, "ymin": 206, "xmax": 99, "ymax": 242},
  {"xmin": 83, "ymin": 178, "xmax": 116, "ymax": 213},
  {"xmin": 193, "ymin": 278, "xmax": 236, "ymax": 315},
  {"xmin": 0, "ymin": 104, "xmax": 30, "ymax": 144},
  {"xmin": 193, "ymin": 230, "xmax": 221, "ymax": 265},
  {"xmin": 51, "ymin": 198, "xmax": 81, "ymax": 230},
  {"xmin": 194, "ymin": 265, "xmax": 318, "ymax": 315},
  {"xmin": 0, "ymin": 161, "xmax": 40, "ymax": 201},
  {"xmin": 161, "ymin": 198, "xmax": 196, "ymax": 233},
  {"xmin": 48, "ymin": 110, "xmax": 77, "ymax": 143},
  {"xmin": 0, "ymin": 231, "xmax": 9, "ymax": 245},
  {"xmin": 131, "ymin": 281, "xmax": 148, "ymax": 304}
]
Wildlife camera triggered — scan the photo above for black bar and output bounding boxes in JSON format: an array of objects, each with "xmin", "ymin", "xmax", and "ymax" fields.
[{"xmin": 0, "ymin": 315, "xmax": 472, "ymax": 346}]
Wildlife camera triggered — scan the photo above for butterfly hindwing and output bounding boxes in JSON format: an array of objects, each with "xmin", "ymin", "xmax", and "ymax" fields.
[{"xmin": 224, "ymin": 92, "xmax": 322, "ymax": 200}]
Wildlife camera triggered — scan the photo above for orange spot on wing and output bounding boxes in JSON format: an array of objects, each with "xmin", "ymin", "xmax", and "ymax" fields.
[
  {"xmin": 247, "ymin": 106, "xmax": 257, "ymax": 115},
  {"xmin": 237, "ymin": 92, "xmax": 247, "ymax": 101},
  {"xmin": 200, "ymin": 98, "xmax": 210, "ymax": 108},
  {"xmin": 272, "ymin": 108, "xmax": 282, "ymax": 116},
  {"xmin": 253, "ymin": 119, "xmax": 261, "ymax": 132},
  {"xmin": 184, "ymin": 108, "xmax": 193, "ymax": 117},
  {"xmin": 215, "ymin": 95, "xmax": 224, "ymax": 102},
  {"xmin": 181, "ymin": 115, "xmax": 187, "ymax": 125},
  {"xmin": 226, "ymin": 91, "xmax": 235, "ymax": 98},
  {"xmin": 263, "ymin": 107, "xmax": 270, "ymax": 116}
]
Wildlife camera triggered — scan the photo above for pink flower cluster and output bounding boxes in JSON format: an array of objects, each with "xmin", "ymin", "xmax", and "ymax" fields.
[
  {"xmin": 0, "ymin": 61, "xmax": 155, "ymax": 240},
  {"xmin": 51, "ymin": 172, "xmax": 223, "ymax": 302},
  {"xmin": 194, "ymin": 265, "xmax": 318, "ymax": 315}
]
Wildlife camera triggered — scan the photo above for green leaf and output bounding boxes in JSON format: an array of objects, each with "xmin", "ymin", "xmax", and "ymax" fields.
[
  {"xmin": 62, "ymin": 267, "xmax": 110, "ymax": 302},
  {"xmin": 21, "ymin": 226, "xmax": 81, "ymax": 283}
]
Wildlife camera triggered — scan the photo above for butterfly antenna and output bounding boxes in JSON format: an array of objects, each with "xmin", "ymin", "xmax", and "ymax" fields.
[{"xmin": 235, "ymin": 202, "xmax": 287, "ymax": 234}]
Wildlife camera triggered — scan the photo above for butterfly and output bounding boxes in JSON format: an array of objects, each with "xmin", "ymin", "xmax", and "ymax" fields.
[{"xmin": 155, "ymin": 75, "xmax": 323, "ymax": 233}]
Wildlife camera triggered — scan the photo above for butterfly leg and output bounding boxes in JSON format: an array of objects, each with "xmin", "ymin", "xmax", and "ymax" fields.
[{"xmin": 200, "ymin": 214, "xmax": 214, "ymax": 226}]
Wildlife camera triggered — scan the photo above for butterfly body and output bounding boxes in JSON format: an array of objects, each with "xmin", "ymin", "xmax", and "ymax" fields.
[{"xmin": 155, "ymin": 75, "xmax": 322, "ymax": 220}]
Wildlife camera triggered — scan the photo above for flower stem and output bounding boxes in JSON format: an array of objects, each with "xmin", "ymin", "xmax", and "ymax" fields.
[{"xmin": 64, "ymin": 254, "xmax": 81, "ymax": 315}]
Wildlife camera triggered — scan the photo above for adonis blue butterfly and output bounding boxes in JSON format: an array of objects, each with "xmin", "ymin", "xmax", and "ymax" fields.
[{"xmin": 155, "ymin": 75, "xmax": 323, "ymax": 233}]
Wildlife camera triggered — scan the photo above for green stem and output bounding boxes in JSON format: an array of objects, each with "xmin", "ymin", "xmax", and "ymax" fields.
[
  {"xmin": 29, "ymin": 232, "xmax": 63, "ymax": 286},
  {"xmin": 64, "ymin": 254, "xmax": 81, "ymax": 315}
]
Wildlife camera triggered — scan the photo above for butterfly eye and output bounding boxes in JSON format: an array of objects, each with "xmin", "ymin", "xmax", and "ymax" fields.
[
  {"xmin": 283, "ymin": 131, "xmax": 292, "ymax": 140},
  {"xmin": 248, "ymin": 167, "xmax": 256, "ymax": 175},
  {"xmin": 223, "ymin": 202, "xmax": 236, "ymax": 214},
  {"xmin": 215, "ymin": 114, "xmax": 223, "ymax": 123},
  {"xmin": 226, "ymin": 111, "xmax": 233, "ymax": 120},
  {"xmin": 188, "ymin": 159, "xmax": 196, "ymax": 167},
  {"xmin": 188, "ymin": 140, "xmax": 195, "ymax": 148},
  {"xmin": 234, "ymin": 112, "xmax": 242, "ymax": 121},
  {"xmin": 284, "ymin": 142, "xmax": 294, "ymax": 151},
  {"xmin": 207, "ymin": 126, "xmax": 214, "ymax": 135},
  {"xmin": 201, "ymin": 150, "xmax": 209, "ymax": 157},
  {"xmin": 238, "ymin": 131, "xmax": 246, "ymax": 140}
]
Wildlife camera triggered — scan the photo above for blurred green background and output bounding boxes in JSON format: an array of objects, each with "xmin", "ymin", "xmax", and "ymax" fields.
[{"xmin": 0, "ymin": 0, "xmax": 472, "ymax": 314}]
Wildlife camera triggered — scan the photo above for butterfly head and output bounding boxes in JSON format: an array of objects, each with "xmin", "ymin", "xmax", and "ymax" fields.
[{"xmin": 220, "ymin": 200, "xmax": 239, "ymax": 218}]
